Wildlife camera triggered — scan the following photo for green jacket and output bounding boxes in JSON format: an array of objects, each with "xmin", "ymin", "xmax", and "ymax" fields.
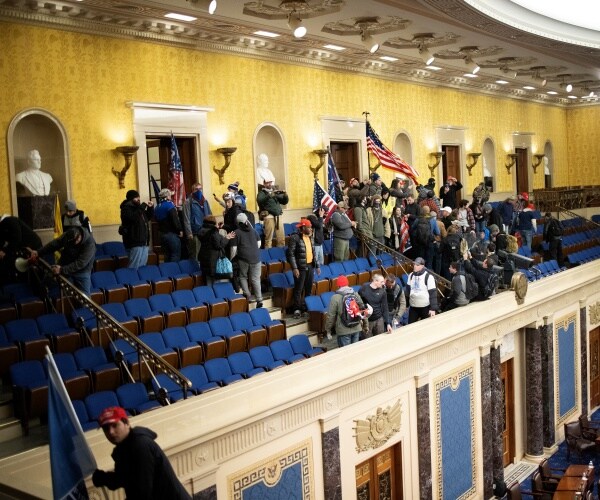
[
  {"xmin": 324, "ymin": 288, "xmax": 366, "ymax": 336},
  {"xmin": 256, "ymin": 188, "xmax": 288, "ymax": 216}
]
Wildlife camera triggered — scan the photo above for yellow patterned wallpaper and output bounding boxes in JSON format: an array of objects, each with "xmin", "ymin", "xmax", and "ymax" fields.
[{"xmin": 0, "ymin": 22, "xmax": 594, "ymax": 223}]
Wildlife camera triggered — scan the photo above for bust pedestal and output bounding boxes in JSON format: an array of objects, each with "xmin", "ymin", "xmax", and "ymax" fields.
[{"xmin": 17, "ymin": 195, "xmax": 54, "ymax": 229}]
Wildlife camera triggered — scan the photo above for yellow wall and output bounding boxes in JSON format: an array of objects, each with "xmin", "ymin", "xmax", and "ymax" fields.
[{"xmin": 0, "ymin": 22, "xmax": 596, "ymax": 224}]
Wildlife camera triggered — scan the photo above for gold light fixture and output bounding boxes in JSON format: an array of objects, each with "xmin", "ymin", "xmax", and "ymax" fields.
[
  {"xmin": 505, "ymin": 153, "xmax": 518, "ymax": 174},
  {"xmin": 466, "ymin": 153, "xmax": 481, "ymax": 176},
  {"xmin": 309, "ymin": 149, "xmax": 328, "ymax": 179},
  {"xmin": 427, "ymin": 151, "xmax": 444, "ymax": 176},
  {"xmin": 531, "ymin": 153, "xmax": 545, "ymax": 173},
  {"xmin": 213, "ymin": 147, "xmax": 237, "ymax": 185},
  {"xmin": 112, "ymin": 145, "xmax": 139, "ymax": 189}
]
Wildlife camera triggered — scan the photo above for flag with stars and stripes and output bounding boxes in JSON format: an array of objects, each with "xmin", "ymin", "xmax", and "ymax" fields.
[
  {"xmin": 313, "ymin": 180, "xmax": 337, "ymax": 223},
  {"xmin": 366, "ymin": 121, "xmax": 419, "ymax": 183},
  {"xmin": 399, "ymin": 217, "xmax": 411, "ymax": 253},
  {"xmin": 167, "ymin": 133, "xmax": 186, "ymax": 207}
]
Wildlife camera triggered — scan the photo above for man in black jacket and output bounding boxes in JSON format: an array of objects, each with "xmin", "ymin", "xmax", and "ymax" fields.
[
  {"xmin": 359, "ymin": 273, "xmax": 392, "ymax": 336},
  {"xmin": 543, "ymin": 212, "xmax": 564, "ymax": 266},
  {"xmin": 232, "ymin": 212, "xmax": 263, "ymax": 308},
  {"xmin": 286, "ymin": 219, "xmax": 320, "ymax": 318},
  {"xmin": 120, "ymin": 190, "xmax": 154, "ymax": 269},
  {"xmin": 0, "ymin": 215, "xmax": 42, "ymax": 284},
  {"xmin": 92, "ymin": 406, "xmax": 191, "ymax": 500}
]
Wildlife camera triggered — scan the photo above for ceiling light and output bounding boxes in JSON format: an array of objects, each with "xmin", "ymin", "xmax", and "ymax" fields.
[
  {"xmin": 419, "ymin": 47, "xmax": 434, "ymax": 65},
  {"xmin": 567, "ymin": 95, "xmax": 577, "ymax": 99},
  {"xmin": 193, "ymin": 0, "xmax": 217, "ymax": 14},
  {"xmin": 547, "ymin": 90, "xmax": 558, "ymax": 95},
  {"xmin": 426, "ymin": 65, "xmax": 442, "ymax": 71},
  {"xmin": 503, "ymin": 69, "xmax": 518, "ymax": 79},
  {"xmin": 288, "ymin": 14, "xmax": 306, "ymax": 38},
  {"xmin": 496, "ymin": 80, "xmax": 509, "ymax": 84},
  {"xmin": 361, "ymin": 32, "xmax": 379, "ymax": 54},
  {"xmin": 465, "ymin": 58, "xmax": 479, "ymax": 75},
  {"xmin": 566, "ymin": 83, "xmax": 573, "ymax": 92},
  {"xmin": 165, "ymin": 12, "xmax": 197, "ymax": 22},
  {"xmin": 323, "ymin": 44, "xmax": 345, "ymax": 51},
  {"xmin": 254, "ymin": 30, "xmax": 280, "ymax": 38},
  {"xmin": 463, "ymin": 73, "xmax": 478, "ymax": 78},
  {"xmin": 523, "ymin": 86, "xmax": 535, "ymax": 90},
  {"xmin": 380, "ymin": 56, "xmax": 398, "ymax": 62},
  {"xmin": 589, "ymin": 91, "xmax": 596, "ymax": 97}
]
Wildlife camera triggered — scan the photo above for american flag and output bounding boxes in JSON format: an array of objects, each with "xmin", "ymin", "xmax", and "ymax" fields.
[
  {"xmin": 167, "ymin": 132, "xmax": 186, "ymax": 207},
  {"xmin": 327, "ymin": 150, "xmax": 339, "ymax": 202},
  {"xmin": 313, "ymin": 180, "xmax": 337, "ymax": 223},
  {"xmin": 366, "ymin": 121, "xmax": 420, "ymax": 183},
  {"xmin": 399, "ymin": 218, "xmax": 411, "ymax": 253}
]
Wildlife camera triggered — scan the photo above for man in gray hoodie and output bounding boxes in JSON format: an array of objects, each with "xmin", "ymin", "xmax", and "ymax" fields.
[{"xmin": 324, "ymin": 275, "xmax": 368, "ymax": 347}]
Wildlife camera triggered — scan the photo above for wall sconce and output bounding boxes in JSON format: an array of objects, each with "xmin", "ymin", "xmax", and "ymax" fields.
[
  {"xmin": 465, "ymin": 153, "xmax": 481, "ymax": 176},
  {"xmin": 112, "ymin": 145, "xmax": 139, "ymax": 189},
  {"xmin": 427, "ymin": 151, "xmax": 444, "ymax": 176},
  {"xmin": 309, "ymin": 149, "xmax": 329, "ymax": 179},
  {"xmin": 213, "ymin": 147, "xmax": 237, "ymax": 185},
  {"xmin": 531, "ymin": 154, "xmax": 545, "ymax": 174},
  {"xmin": 505, "ymin": 153, "xmax": 518, "ymax": 174},
  {"xmin": 369, "ymin": 155, "xmax": 381, "ymax": 173}
]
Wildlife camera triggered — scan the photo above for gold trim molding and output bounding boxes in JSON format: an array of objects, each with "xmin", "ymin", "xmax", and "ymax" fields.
[{"xmin": 590, "ymin": 301, "xmax": 600, "ymax": 325}]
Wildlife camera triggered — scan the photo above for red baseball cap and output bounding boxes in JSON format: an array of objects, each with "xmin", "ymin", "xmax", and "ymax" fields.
[
  {"xmin": 337, "ymin": 275, "xmax": 349, "ymax": 287},
  {"xmin": 98, "ymin": 406, "xmax": 127, "ymax": 426},
  {"xmin": 296, "ymin": 219, "xmax": 312, "ymax": 228}
]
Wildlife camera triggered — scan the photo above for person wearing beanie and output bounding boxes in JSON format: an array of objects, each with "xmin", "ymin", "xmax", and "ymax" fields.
[
  {"xmin": 92, "ymin": 406, "xmax": 191, "ymax": 500},
  {"xmin": 183, "ymin": 183, "xmax": 212, "ymax": 262},
  {"xmin": 324, "ymin": 275, "xmax": 367, "ymax": 347},
  {"xmin": 307, "ymin": 205, "xmax": 326, "ymax": 266},
  {"xmin": 120, "ymin": 189, "xmax": 154, "ymax": 269},
  {"xmin": 62, "ymin": 199, "xmax": 92, "ymax": 233},
  {"xmin": 154, "ymin": 189, "xmax": 183, "ymax": 262},
  {"xmin": 231, "ymin": 211, "xmax": 263, "ymax": 307}
]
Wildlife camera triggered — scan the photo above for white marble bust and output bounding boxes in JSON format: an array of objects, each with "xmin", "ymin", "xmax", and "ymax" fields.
[
  {"xmin": 256, "ymin": 153, "xmax": 276, "ymax": 186},
  {"xmin": 16, "ymin": 149, "xmax": 53, "ymax": 196}
]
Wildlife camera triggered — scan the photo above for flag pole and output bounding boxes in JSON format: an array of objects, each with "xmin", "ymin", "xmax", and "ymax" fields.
[{"xmin": 362, "ymin": 111, "xmax": 371, "ymax": 171}]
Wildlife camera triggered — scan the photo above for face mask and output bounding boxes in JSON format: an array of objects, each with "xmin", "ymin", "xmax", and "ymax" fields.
[{"xmin": 193, "ymin": 190, "xmax": 203, "ymax": 201}]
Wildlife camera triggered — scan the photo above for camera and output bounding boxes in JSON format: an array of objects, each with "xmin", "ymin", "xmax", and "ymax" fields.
[{"xmin": 497, "ymin": 249, "xmax": 534, "ymax": 285}]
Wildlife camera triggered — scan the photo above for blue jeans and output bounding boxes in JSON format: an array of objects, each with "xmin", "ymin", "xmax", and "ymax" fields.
[
  {"xmin": 161, "ymin": 233, "xmax": 181, "ymax": 262},
  {"xmin": 68, "ymin": 272, "xmax": 91, "ymax": 297},
  {"xmin": 337, "ymin": 332, "xmax": 360, "ymax": 347},
  {"xmin": 475, "ymin": 220, "xmax": 486, "ymax": 233},
  {"xmin": 313, "ymin": 245, "xmax": 324, "ymax": 267},
  {"xmin": 127, "ymin": 246, "xmax": 149, "ymax": 269},
  {"xmin": 520, "ymin": 229, "xmax": 533, "ymax": 249}
]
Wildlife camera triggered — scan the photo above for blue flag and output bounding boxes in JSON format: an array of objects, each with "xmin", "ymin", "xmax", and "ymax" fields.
[
  {"xmin": 313, "ymin": 180, "xmax": 337, "ymax": 223},
  {"xmin": 47, "ymin": 347, "xmax": 96, "ymax": 500},
  {"xmin": 150, "ymin": 175, "xmax": 161, "ymax": 201},
  {"xmin": 326, "ymin": 151, "xmax": 340, "ymax": 203}
]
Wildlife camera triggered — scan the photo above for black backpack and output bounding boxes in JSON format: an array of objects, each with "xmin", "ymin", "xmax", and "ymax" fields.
[
  {"xmin": 414, "ymin": 218, "xmax": 432, "ymax": 246},
  {"xmin": 444, "ymin": 234, "xmax": 462, "ymax": 262},
  {"xmin": 339, "ymin": 292, "xmax": 362, "ymax": 328},
  {"xmin": 461, "ymin": 272, "xmax": 479, "ymax": 301},
  {"xmin": 481, "ymin": 272, "xmax": 499, "ymax": 299}
]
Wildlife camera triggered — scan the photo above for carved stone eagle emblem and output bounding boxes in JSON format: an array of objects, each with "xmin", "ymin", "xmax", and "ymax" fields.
[{"xmin": 353, "ymin": 400, "xmax": 402, "ymax": 452}]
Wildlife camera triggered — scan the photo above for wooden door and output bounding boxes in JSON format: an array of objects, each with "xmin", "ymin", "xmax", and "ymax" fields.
[
  {"xmin": 355, "ymin": 444, "xmax": 402, "ymax": 500},
  {"xmin": 442, "ymin": 145, "xmax": 462, "ymax": 205},
  {"xmin": 501, "ymin": 358, "xmax": 516, "ymax": 467},
  {"xmin": 590, "ymin": 327, "xmax": 600, "ymax": 408},
  {"xmin": 330, "ymin": 142, "xmax": 360, "ymax": 185},
  {"xmin": 516, "ymin": 148, "xmax": 529, "ymax": 196}
]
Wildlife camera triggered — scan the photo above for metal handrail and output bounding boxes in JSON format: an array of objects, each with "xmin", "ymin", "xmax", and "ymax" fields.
[
  {"xmin": 556, "ymin": 206, "xmax": 600, "ymax": 228},
  {"xmin": 33, "ymin": 258, "xmax": 191, "ymax": 396},
  {"xmin": 353, "ymin": 229, "xmax": 452, "ymax": 295}
]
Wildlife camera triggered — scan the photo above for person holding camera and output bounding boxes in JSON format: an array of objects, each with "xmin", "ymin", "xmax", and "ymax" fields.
[
  {"xmin": 256, "ymin": 179, "xmax": 288, "ymax": 248},
  {"xmin": 439, "ymin": 176, "xmax": 462, "ymax": 209}
]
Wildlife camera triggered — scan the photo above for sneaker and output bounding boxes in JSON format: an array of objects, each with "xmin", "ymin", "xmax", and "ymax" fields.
[
  {"xmin": 293, "ymin": 310, "xmax": 301, "ymax": 319},
  {"xmin": 256, "ymin": 301, "xmax": 263, "ymax": 309}
]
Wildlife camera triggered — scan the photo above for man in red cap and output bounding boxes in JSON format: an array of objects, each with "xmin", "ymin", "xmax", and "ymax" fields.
[
  {"xmin": 286, "ymin": 218, "xmax": 320, "ymax": 318},
  {"xmin": 92, "ymin": 406, "xmax": 191, "ymax": 499},
  {"xmin": 324, "ymin": 275, "xmax": 368, "ymax": 347}
]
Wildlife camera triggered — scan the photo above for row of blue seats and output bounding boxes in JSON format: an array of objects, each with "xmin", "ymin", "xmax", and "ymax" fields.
[
  {"xmin": 566, "ymin": 246, "xmax": 600, "ymax": 265},
  {"xmin": 519, "ymin": 260, "xmax": 567, "ymax": 282},
  {"xmin": 93, "ymin": 241, "xmax": 157, "ymax": 271},
  {"xmin": 11, "ymin": 335, "xmax": 323, "ymax": 431}
]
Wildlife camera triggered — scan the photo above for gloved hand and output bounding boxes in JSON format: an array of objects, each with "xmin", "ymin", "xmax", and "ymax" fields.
[{"xmin": 92, "ymin": 469, "xmax": 108, "ymax": 487}]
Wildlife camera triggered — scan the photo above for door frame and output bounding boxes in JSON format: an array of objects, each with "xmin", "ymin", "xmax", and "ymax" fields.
[
  {"xmin": 434, "ymin": 126, "xmax": 466, "ymax": 185},
  {"xmin": 501, "ymin": 357, "xmax": 516, "ymax": 467}
]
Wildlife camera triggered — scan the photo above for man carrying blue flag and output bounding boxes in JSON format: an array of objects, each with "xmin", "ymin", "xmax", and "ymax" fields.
[{"xmin": 92, "ymin": 406, "xmax": 191, "ymax": 500}]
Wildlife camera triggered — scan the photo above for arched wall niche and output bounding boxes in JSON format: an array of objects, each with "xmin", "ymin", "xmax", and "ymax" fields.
[
  {"xmin": 7, "ymin": 108, "xmax": 71, "ymax": 230},
  {"xmin": 393, "ymin": 131, "xmax": 413, "ymax": 167},
  {"xmin": 253, "ymin": 123, "xmax": 287, "ymax": 191},
  {"xmin": 482, "ymin": 137, "xmax": 496, "ymax": 192}
]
